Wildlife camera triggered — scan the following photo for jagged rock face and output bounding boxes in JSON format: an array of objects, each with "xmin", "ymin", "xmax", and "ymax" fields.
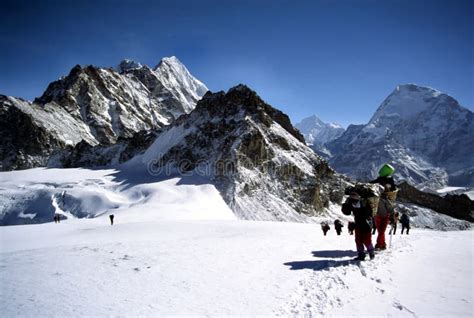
[
  {"xmin": 153, "ymin": 56, "xmax": 208, "ymax": 115},
  {"xmin": 0, "ymin": 56, "xmax": 207, "ymax": 171},
  {"xmin": 0, "ymin": 96, "xmax": 65, "ymax": 170},
  {"xmin": 327, "ymin": 84, "xmax": 474, "ymax": 188},
  {"xmin": 397, "ymin": 182, "xmax": 473, "ymax": 222},
  {"xmin": 51, "ymin": 130, "xmax": 161, "ymax": 168},
  {"xmin": 141, "ymin": 85, "xmax": 346, "ymax": 221}
]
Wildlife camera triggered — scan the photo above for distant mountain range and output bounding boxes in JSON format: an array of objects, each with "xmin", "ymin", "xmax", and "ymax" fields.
[
  {"xmin": 295, "ymin": 115, "xmax": 345, "ymax": 158},
  {"xmin": 297, "ymin": 84, "xmax": 474, "ymax": 189},
  {"xmin": 1, "ymin": 55, "xmax": 473, "ymax": 226}
]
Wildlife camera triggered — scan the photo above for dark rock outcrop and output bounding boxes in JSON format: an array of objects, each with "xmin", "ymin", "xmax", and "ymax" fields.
[
  {"xmin": 398, "ymin": 181, "xmax": 473, "ymax": 222},
  {"xmin": 53, "ymin": 130, "xmax": 161, "ymax": 168},
  {"xmin": 0, "ymin": 96, "xmax": 65, "ymax": 170}
]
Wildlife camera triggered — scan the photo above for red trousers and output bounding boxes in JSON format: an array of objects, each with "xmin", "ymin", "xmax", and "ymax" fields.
[
  {"xmin": 355, "ymin": 228, "xmax": 374, "ymax": 254},
  {"xmin": 375, "ymin": 215, "xmax": 390, "ymax": 248}
]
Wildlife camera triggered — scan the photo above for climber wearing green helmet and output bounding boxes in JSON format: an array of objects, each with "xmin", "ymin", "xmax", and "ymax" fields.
[
  {"xmin": 370, "ymin": 164, "xmax": 396, "ymax": 191},
  {"xmin": 370, "ymin": 164, "xmax": 398, "ymax": 250}
]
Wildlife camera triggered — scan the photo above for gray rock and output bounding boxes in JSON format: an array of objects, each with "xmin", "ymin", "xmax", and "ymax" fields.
[
  {"xmin": 0, "ymin": 56, "xmax": 207, "ymax": 171},
  {"xmin": 141, "ymin": 84, "xmax": 347, "ymax": 221}
]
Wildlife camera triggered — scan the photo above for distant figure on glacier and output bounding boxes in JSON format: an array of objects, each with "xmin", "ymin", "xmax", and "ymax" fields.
[
  {"xmin": 389, "ymin": 211, "xmax": 399, "ymax": 235},
  {"xmin": 109, "ymin": 214, "xmax": 114, "ymax": 226},
  {"xmin": 342, "ymin": 191, "xmax": 375, "ymax": 261},
  {"xmin": 321, "ymin": 222, "xmax": 330, "ymax": 236},
  {"xmin": 400, "ymin": 213, "xmax": 410, "ymax": 234},
  {"xmin": 370, "ymin": 164, "xmax": 398, "ymax": 250},
  {"xmin": 334, "ymin": 219, "xmax": 343, "ymax": 235},
  {"xmin": 348, "ymin": 221, "xmax": 355, "ymax": 235}
]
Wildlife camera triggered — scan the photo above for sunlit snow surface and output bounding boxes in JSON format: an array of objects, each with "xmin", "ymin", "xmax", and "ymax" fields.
[
  {"xmin": 0, "ymin": 218, "xmax": 472, "ymax": 316},
  {"xmin": 0, "ymin": 167, "xmax": 472, "ymax": 316},
  {"xmin": 0, "ymin": 167, "xmax": 235, "ymax": 225}
]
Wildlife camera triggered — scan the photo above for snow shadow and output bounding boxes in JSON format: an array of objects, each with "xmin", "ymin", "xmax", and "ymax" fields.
[
  {"xmin": 284, "ymin": 259, "xmax": 357, "ymax": 271},
  {"xmin": 107, "ymin": 166, "xmax": 212, "ymax": 190},
  {"xmin": 312, "ymin": 250, "xmax": 357, "ymax": 258}
]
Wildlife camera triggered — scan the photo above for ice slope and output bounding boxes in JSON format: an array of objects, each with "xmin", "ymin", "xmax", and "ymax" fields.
[
  {"xmin": 0, "ymin": 218, "xmax": 472, "ymax": 316},
  {"xmin": 1, "ymin": 165, "xmax": 470, "ymax": 228},
  {"xmin": 0, "ymin": 167, "xmax": 235, "ymax": 225}
]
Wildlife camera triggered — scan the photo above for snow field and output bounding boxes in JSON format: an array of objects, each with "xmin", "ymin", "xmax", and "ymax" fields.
[
  {"xmin": 0, "ymin": 167, "xmax": 236, "ymax": 225},
  {"xmin": 1, "ymin": 218, "xmax": 472, "ymax": 316}
]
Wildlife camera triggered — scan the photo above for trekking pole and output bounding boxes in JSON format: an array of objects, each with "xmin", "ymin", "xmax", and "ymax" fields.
[{"xmin": 389, "ymin": 225, "xmax": 393, "ymax": 249}]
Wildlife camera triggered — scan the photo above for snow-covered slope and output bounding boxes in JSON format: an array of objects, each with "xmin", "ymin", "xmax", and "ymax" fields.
[
  {"xmin": 327, "ymin": 84, "xmax": 474, "ymax": 188},
  {"xmin": 135, "ymin": 84, "xmax": 348, "ymax": 221},
  {"xmin": 0, "ymin": 214, "xmax": 471, "ymax": 316},
  {"xmin": 295, "ymin": 115, "xmax": 345, "ymax": 157},
  {"xmin": 0, "ymin": 56, "xmax": 208, "ymax": 171},
  {"xmin": 0, "ymin": 167, "xmax": 235, "ymax": 226}
]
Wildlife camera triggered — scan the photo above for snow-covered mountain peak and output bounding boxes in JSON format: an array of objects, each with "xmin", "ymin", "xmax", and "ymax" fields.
[
  {"xmin": 327, "ymin": 84, "xmax": 473, "ymax": 188},
  {"xmin": 368, "ymin": 84, "xmax": 458, "ymax": 127},
  {"xmin": 154, "ymin": 56, "xmax": 189, "ymax": 75},
  {"xmin": 116, "ymin": 59, "xmax": 143, "ymax": 73},
  {"xmin": 295, "ymin": 114, "xmax": 345, "ymax": 150},
  {"xmin": 199, "ymin": 84, "xmax": 305, "ymax": 143},
  {"xmin": 139, "ymin": 84, "xmax": 344, "ymax": 221},
  {"xmin": 1, "ymin": 56, "xmax": 210, "ymax": 171},
  {"xmin": 157, "ymin": 55, "xmax": 182, "ymax": 66},
  {"xmin": 152, "ymin": 56, "xmax": 208, "ymax": 113}
]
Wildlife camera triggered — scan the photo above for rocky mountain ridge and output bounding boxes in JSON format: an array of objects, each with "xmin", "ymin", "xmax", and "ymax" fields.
[
  {"xmin": 0, "ymin": 56, "xmax": 207, "ymax": 170},
  {"xmin": 137, "ymin": 84, "xmax": 347, "ymax": 221}
]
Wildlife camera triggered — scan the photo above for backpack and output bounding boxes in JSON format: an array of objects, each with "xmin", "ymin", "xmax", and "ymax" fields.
[{"xmin": 377, "ymin": 196, "xmax": 394, "ymax": 218}]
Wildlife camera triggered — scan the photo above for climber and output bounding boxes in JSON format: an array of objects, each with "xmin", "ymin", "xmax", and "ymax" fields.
[
  {"xmin": 389, "ymin": 211, "xmax": 399, "ymax": 235},
  {"xmin": 334, "ymin": 219, "xmax": 344, "ymax": 235},
  {"xmin": 400, "ymin": 212, "xmax": 410, "ymax": 234},
  {"xmin": 348, "ymin": 221, "xmax": 355, "ymax": 235},
  {"xmin": 321, "ymin": 222, "xmax": 330, "ymax": 236},
  {"xmin": 370, "ymin": 164, "xmax": 398, "ymax": 250},
  {"xmin": 342, "ymin": 192, "xmax": 375, "ymax": 261}
]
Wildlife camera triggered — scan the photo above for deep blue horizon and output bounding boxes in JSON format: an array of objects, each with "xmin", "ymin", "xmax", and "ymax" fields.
[{"xmin": 1, "ymin": 0, "xmax": 472, "ymax": 127}]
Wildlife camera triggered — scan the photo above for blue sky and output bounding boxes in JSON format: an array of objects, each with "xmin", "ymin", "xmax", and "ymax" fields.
[{"xmin": 1, "ymin": 0, "xmax": 472, "ymax": 127}]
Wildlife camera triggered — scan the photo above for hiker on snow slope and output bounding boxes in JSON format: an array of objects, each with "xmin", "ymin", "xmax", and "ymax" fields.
[
  {"xmin": 342, "ymin": 192, "xmax": 375, "ymax": 261},
  {"xmin": 334, "ymin": 219, "xmax": 344, "ymax": 235},
  {"xmin": 370, "ymin": 164, "xmax": 398, "ymax": 250},
  {"xmin": 400, "ymin": 212, "xmax": 410, "ymax": 234}
]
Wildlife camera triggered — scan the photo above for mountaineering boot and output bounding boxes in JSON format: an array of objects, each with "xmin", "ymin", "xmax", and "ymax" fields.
[
  {"xmin": 354, "ymin": 252, "xmax": 366, "ymax": 261},
  {"xmin": 375, "ymin": 244, "xmax": 386, "ymax": 251},
  {"xmin": 369, "ymin": 251, "xmax": 375, "ymax": 260}
]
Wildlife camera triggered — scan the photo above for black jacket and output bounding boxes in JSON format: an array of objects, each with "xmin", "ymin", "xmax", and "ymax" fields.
[
  {"xmin": 342, "ymin": 199, "xmax": 373, "ymax": 232},
  {"xmin": 400, "ymin": 213, "xmax": 410, "ymax": 225},
  {"xmin": 370, "ymin": 176, "xmax": 397, "ymax": 190}
]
